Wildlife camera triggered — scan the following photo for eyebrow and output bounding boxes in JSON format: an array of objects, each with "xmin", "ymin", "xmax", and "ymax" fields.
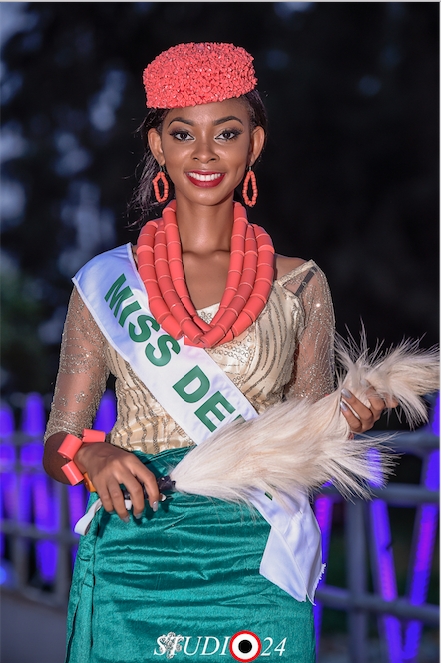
[
  {"xmin": 168, "ymin": 115, "xmax": 244, "ymax": 128},
  {"xmin": 213, "ymin": 115, "xmax": 244, "ymax": 126}
]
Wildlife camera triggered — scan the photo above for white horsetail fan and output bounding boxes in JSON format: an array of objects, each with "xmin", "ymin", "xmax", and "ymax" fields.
[{"xmin": 74, "ymin": 336, "xmax": 439, "ymax": 534}]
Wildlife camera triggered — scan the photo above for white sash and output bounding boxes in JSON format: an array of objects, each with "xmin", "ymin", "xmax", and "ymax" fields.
[{"xmin": 73, "ymin": 244, "xmax": 324, "ymax": 603}]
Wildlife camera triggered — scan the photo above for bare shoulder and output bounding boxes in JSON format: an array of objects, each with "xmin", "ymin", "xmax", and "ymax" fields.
[{"xmin": 274, "ymin": 254, "xmax": 307, "ymax": 279}]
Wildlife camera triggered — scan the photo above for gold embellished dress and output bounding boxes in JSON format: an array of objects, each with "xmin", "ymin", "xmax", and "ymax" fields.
[{"xmin": 45, "ymin": 257, "xmax": 335, "ymax": 663}]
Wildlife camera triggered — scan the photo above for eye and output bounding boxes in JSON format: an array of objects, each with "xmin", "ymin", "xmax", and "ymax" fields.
[
  {"xmin": 170, "ymin": 129, "xmax": 193, "ymax": 141},
  {"xmin": 216, "ymin": 128, "xmax": 242, "ymax": 141}
]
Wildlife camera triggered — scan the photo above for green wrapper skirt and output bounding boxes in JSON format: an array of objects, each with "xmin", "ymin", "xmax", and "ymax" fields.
[{"xmin": 66, "ymin": 447, "xmax": 315, "ymax": 662}]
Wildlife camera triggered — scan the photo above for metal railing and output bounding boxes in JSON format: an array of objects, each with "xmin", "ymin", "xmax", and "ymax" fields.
[
  {"xmin": 314, "ymin": 425, "xmax": 439, "ymax": 662},
  {"xmin": 0, "ymin": 392, "xmax": 439, "ymax": 662}
]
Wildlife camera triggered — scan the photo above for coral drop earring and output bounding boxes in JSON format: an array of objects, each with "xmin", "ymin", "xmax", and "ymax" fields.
[
  {"xmin": 242, "ymin": 167, "xmax": 258, "ymax": 207},
  {"xmin": 153, "ymin": 166, "xmax": 169, "ymax": 203}
]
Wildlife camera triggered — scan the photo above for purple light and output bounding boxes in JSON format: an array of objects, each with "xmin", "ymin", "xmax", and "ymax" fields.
[
  {"xmin": 0, "ymin": 445, "xmax": 15, "ymax": 469},
  {"xmin": 3, "ymin": 391, "xmax": 118, "ymax": 582},
  {"xmin": 425, "ymin": 449, "xmax": 440, "ymax": 492},
  {"xmin": 68, "ymin": 485, "xmax": 87, "ymax": 566},
  {"xmin": 0, "ymin": 484, "xmax": 3, "ymax": 558},
  {"xmin": 402, "ymin": 450, "xmax": 439, "ymax": 660},
  {"xmin": 21, "ymin": 393, "xmax": 45, "ymax": 436},
  {"xmin": 314, "ymin": 495, "xmax": 333, "ymax": 563},
  {"xmin": 430, "ymin": 393, "xmax": 439, "ymax": 436},
  {"xmin": 2, "ymin": 474, "xmax": 17, "ymax": 517},
  {"xmin": 368, "ymin": 447, "xmax": 404, "ymax": 661},
  {"xmin": 0, "ymin": 405, "xmax": 14, "ymax": 436},
  {"xmin": 370, "ymin": 501, "xmax": 397, "ymax": 602},
  {"xmin": 1, "ymin": 391, "xmax": 120, "ymax": 586},
  {"xmin": 20, "ymin": 393, "xmax": 59, "ymax": 583},
  {"xmin": 367, "ymin": 448, "xmax": 383, "ymax": 488},
  {"xmin": 20, "ymin": 443, "xmax": 43, "ymax": 467},
  {"xmin": 407, "ymin": 504, "xmax": 438, "ymax": 601},
  {"xmin": 93, "ymin": 390, "xmax": 117, "ymax": 433},
  {"xmin": 68, "ymin": 485, "xmax": 86, "ymax": 530},
  {"xmin": 14, "ymin": 474, "xmax": 33, "ymax": 583},
  {"xmin": 33, "ymin": 474, "xmax": 58, "ymax": 583},
  {"xmin": 0, "ymin": 565, "xmax": 7, "ymax": 585},
  {"xmin": 369, "ymin": 499, "xmax": 402, "ymax": 663},
  {"xmin": 0, "ymin": 404, "xmax": 15, "ymax": 560},
  {"xmin": 368, "ymin": 395, "xmax": 439, "ymax": 663},
  {"xmin": 18, "ymin": 474, "xmax": 32, "ymax": 525},
  {"xmin": 313, "ymin": 494, "xmax": 333, "ymax": 655}
]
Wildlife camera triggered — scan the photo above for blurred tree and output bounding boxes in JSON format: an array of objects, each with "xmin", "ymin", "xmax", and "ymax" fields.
[{"xmin": 1, "ymin": 2, "xmax": 438, "ymax": 399}]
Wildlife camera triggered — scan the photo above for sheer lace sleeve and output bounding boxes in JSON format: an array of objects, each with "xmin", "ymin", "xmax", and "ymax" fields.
[
  {"xmin": 44, "ymin": 287, "xmax": 110, "ymax": 443},
  {"xmin": 281, "ymin": 263, "xmax": 335, "ymax": 402}
]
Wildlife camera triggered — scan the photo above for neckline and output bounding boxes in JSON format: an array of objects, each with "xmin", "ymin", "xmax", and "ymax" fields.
[
  {"xmin": 196, "ymin": 301, "xmax": 220, "ymax": 315},
  {"xmin": 276, "ymin": 259, "xmax": 316, "ymax": 285},
  {"xmin": 133, "ymin": 243, "xmax": 314, "ymax": 295}
]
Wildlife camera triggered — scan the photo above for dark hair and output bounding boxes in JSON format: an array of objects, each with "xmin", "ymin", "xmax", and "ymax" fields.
[{"xmin": 130, "ymin": 90, "xmax": 268, "ymax": 227}]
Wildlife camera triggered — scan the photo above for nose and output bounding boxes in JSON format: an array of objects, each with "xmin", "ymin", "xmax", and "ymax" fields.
[{"xmin": 191, "ymin": 137, "xmax": 218, "ymax": 164}]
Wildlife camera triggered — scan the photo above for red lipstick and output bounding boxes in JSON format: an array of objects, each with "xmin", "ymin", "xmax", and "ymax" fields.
[{"xmin": 186, "ymin": 171, "xmax": 225, "ymax": 188}]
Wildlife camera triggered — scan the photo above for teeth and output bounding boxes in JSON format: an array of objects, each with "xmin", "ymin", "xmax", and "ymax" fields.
[{"xmin": 188, "ymin": 172, "xmax": 222, "ymax": 181}]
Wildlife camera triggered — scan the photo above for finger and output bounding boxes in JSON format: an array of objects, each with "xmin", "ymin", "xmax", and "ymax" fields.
[
  {"xmin": 363, "ymin": 382, "xmax": 398, "ymax": 411},
  {"xmin": 365, "ymin": 388, "xmax": 387, "ymax": 419},
  {"xmin": 133, "ymin": 465, "xmax": 161, "ymax": 512},
  {"xmin": 365, "ymin": 387, "xmax": 400, "ymax": 419},
  {"xmin": 340, "ymin": 400, "xmax": 363, "ymax": 433},
  {"xmin": 98, "ymin": 484, "xmax": 117, "ymax": 515},
  {"xmin": 341, "ymin": 389, "xmax": 375, "ymax": 427},
  {"xmin": 374, "ymin": 392, "xmax": 399, "ymax": 409},
  {"xmin": 121, "ymin": 475, "xmax": 147, "ymax": 518},
  {"xmin": 106, "ymin": 477, "xmax": 130, "ymax": 522}
]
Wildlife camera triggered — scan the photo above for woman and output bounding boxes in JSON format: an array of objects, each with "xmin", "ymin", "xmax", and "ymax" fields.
[{"xmin": 43, "ymin": 43, "xmax": 388, "ymax": 662}]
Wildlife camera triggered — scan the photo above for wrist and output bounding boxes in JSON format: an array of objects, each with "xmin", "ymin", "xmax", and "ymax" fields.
[
  {"xmin": 75, "ymin": 443, "xmax": 93, "ymax": 474},
  {"xmin": 57, "ymin": 429, "xmax": 106, "ymax": 489}
]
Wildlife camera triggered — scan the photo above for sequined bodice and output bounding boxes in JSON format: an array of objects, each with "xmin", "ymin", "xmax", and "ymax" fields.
[{"xmin": 45, "ymin": 257, "xmax": 335, "ymax": 454}]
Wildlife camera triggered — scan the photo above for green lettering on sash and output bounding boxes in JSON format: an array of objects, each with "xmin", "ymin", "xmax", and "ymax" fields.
[
  {"xmin": 129, "ymin": 314, "xmax": 160, "ymax": 342},
  {"xmin": 119, "ymin": 300, "xmax": 142, "ymax": 327},
  {"xmin": 145, "ymin": 335, "xmax": 180, "ymax": 367},
  {"xmin": 172, "ymin": 366, "xmax": 210, "ymax": 403},
  {"xmin": 105, "ymin": 274, "xmax": 134, "ymax": 317},
  {"xmin": 195, "ymin": 392, "xmax": 235, "ymax": 432}
]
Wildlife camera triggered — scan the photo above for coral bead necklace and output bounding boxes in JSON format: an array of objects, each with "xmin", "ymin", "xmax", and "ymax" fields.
[{"xmin": 137, "ymin": 200, "xmax": 274, "ymax": 348}]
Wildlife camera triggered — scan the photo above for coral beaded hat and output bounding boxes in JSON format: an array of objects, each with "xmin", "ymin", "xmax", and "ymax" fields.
[
  {"xmin": 142, "ymin": 42, "xmax": 257, "ymax": 108},
  {"xmin": 138, "ymin": 43, "xmax": 274, "ymax": 348}
]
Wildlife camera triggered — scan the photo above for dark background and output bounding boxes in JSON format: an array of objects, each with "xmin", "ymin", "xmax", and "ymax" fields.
[
  {"xmin": 1, "ymin": 1, "xmax": 439, "ymax": 407},
  {"xmin": 0, "ymin": 4, "xmax": 439, "ymax": 650}
]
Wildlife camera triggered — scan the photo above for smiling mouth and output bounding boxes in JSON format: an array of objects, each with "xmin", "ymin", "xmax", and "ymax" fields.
[{"xmin": 186, "ymin": 171, "xmax": 225, "ymax": 187}]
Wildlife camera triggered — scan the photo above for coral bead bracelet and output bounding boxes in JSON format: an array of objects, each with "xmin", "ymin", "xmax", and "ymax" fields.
[{"xmin": 58, "ymin": 429, "xmax": 106, "ymax": 491}]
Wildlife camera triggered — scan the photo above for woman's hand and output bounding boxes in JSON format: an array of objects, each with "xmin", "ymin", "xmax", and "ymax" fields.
[
  {"xmin": 75, "ymin": 443, "xmax": 160, "ymax": 522},
  {"xmin": 340, "ymin": 385, "xmax": 398, "ymax": 434}
]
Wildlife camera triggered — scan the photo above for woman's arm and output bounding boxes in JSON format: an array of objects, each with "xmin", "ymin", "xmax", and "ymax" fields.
[
  {"xmin": 283, "ymin": 263, "xmax": 335, "ymax": 402},
  {"xmin": 283, "ymin": 263, "xmax": 390, "ymax": 432},
  {"xmin": 43, "ymin": 287, "xmax": 110, "ymax": 446},
  {"xmin": 43, "ymin": 287, "xmax": 160, "ymax": 519}
]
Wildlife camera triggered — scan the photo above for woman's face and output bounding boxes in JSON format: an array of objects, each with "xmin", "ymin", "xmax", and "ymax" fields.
[{"xmin": 148, "ymin": 98, "xmax": 265, "ymax": 207}]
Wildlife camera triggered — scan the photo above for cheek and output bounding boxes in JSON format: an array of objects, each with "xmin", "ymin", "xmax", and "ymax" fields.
[
  {"xmin": 161, "ymin": 146, "xmax": 184, "ymax": 178},
  {"xmin": 233, "ymin": 148, "xmax": 250, "ymax": 175},
  {"xmin": 233, "ymin": 139, "xmax": 252, "ymax": 164}
]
